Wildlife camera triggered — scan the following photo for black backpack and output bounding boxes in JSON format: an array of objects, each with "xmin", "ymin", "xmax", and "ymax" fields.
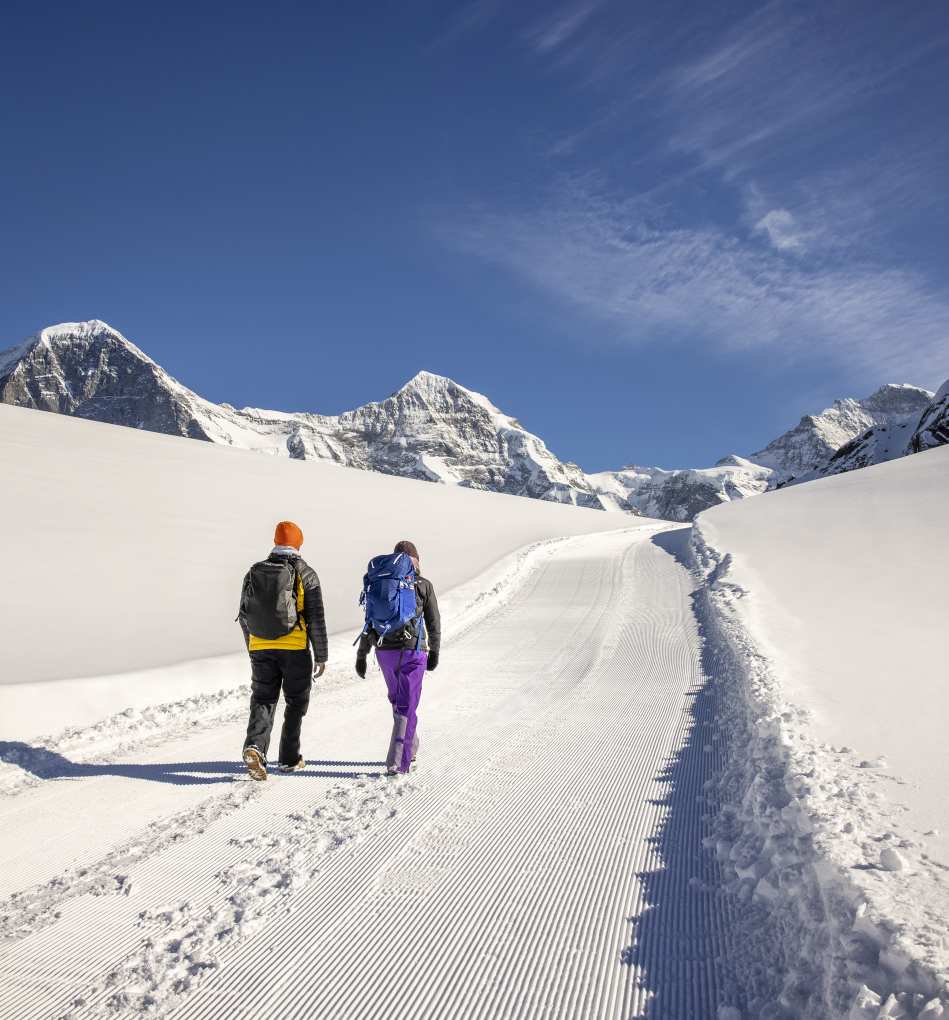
[{"xmin": 238, "ymin": 559, "xmax": 303, "ymax": 640}]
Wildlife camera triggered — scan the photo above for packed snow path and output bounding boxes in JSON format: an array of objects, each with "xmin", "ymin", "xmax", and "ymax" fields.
[{"xmin": 0, "ymin": 527, "xmax": 733, "ymax": 1020}]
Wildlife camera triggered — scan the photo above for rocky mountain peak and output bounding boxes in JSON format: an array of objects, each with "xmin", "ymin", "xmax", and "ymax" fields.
[
  {"xmin": 0, "ymin": 321, "xmax": 603, "ymax": 510},
  {"xmin": 31, "ymin": 320, "xmax": 154, "ymax": 363},
  {"xmin": 398, "ymin": 369, "xmax": 454, "ymax": 392},
  {"xmin": 859, "ymin": 382, "xmax": 934, "ymax": 416},
  {"xmin": 392, "ymin": 370, "xmax": 506, "ymax": 419},
  {"xmin": 909, "ymin": 378, "xmax": 949, "ymax": 453}
]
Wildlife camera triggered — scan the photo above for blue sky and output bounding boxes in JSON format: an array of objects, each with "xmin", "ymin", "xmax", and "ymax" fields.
[{"xmin": 1, "ymin": 0, "xmax": 947, "ymax": 470}]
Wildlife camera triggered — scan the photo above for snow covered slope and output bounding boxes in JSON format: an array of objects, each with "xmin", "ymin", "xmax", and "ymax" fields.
[
  {"xmin": 694, "ymin": 446, "xmax": 949, "ymax": 1014},
  {"xmin": 0, "ymin": 524, "xmax": 750, "ymax": 1020},
  {"xmin": 0, "ymin": 402, "xmax": 628, "ymax": 687},
  {"xmin": 0, "ymin": 321, "xmax": 602, "ymax": 509}
]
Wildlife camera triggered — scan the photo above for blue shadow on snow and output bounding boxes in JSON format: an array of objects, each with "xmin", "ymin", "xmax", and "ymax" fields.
[
  {"xmin": 615, "ymin": 529, "xmax": 740, "ymax": 1019},
  {"xmin": 0, "ymin": 743, "xmax": 385, "ymax": 785}
]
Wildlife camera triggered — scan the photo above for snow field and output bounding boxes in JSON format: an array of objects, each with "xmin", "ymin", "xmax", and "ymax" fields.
[
  {"xmin": 0, "ymin": 402, "xmax": 625, "ymax": 688},
  {"xmin": 690, "ymin": 446, "xmax": 949, "ymax": 1018},
  {"xmin": 4, "ymin": 397, "xmax": 946, "ymax": 1019},
  {"xmin": 0, "ymin": 527, "xmax": 740, "ymax": 1019}
]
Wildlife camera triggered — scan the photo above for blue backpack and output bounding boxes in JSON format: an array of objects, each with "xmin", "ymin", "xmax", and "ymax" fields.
[{"xmin": 356, "ymin": 552, "xmax": 425, "ymax": 647}]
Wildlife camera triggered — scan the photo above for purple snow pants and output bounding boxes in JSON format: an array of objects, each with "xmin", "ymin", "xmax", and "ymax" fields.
[{"xmin": 376, "ymin": 648, "xmax": 427, "ymax": 774}]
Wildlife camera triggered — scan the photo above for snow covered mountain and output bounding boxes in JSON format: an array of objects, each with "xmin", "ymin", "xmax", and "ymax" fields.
[
  {"xmin": 588, "ymin": 456, "xmax": 773, "ymax": 522},
  {"xmin": 577, "ymin": 384, "xmax": 938, "ymax": 521},
  {"xmin": 1, "ymin": 320, "xmax": 943, "ymax": 522},
  {"xmin": 748, "ymin": 383, "xmax": 933, "ymax": 483},
  {"xmin": 0, "ymin": 321, "xmax": 604, "ymax": 510}
]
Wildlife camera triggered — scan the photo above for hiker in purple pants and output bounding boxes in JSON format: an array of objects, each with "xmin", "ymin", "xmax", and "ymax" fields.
[
  {"xmin": 376, "ymin": 649, "xmax": 427, "ymax": 771},
  {"xmin": 355, "ymin": 540, "xmax": 441, "ymax": 775}
]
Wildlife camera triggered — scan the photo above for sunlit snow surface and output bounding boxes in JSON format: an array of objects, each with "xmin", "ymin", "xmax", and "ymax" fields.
[
  {"xmin": 695, "ymin": 445, "xmax": 949, "ymax": 1014},
  {"xmin": 0, "ymin": 401, "xmax": 625, "ymax": 689},
  {"xmin": 0, "ymin": 401, "xmax": 946, "ymax": 1018}
]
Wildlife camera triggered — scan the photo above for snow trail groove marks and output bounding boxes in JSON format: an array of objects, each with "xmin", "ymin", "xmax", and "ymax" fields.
[
  {"xmin": 166, "ymin": 528, "xmax": 731, "ymax": 1020},
  {"xmin": 0, "ymin": 781, "xmax": 262, "ymax": 944},
  {"xmin": 0, "ymin": 528, "xmax": 736, "ymax": 1019},
  {"xmin": 0, "ymin": 535, "xmax": 604, "ymax": 1020},
  {"xmin": 178, "ymin": 546, "xmax": 629, "ymax": 1020},
  {"xmin": 57, "ymin": 777, "xmax": 410, "ymax": 1019}
]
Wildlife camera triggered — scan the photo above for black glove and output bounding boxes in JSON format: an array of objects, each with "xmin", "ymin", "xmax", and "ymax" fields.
[
  {"xmin": 426, "ymin": 650, "xmax": 439, "ymax": 672},
  {"xmin": 355, "ymin": 655, "xmax": 367, "ymax": 679},
  {"xmin": 312, "ymin": 662, "xmax": 326, "ymax": 680}
]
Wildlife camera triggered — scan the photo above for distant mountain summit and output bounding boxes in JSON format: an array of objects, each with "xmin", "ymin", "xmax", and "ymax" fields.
[
  {"xmin": 1, "ymin": 320, "xmax": 944, "ymax": 521},
  {"xmin": 747, "ymin": 383, "xmax": 933, "ymax": 483},
  {"xmin": 0, "ymin": 320, "xmax": 220, "ymax": 439},
  {"xmin": 0, "ymin": 321, "xmax": 603, "ymax": 510}
]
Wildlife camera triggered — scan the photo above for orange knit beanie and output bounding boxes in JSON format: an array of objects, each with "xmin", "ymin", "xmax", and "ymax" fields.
[{"xmin": 274, "ymin": 520, "xmax": 304, "ymax": 549}]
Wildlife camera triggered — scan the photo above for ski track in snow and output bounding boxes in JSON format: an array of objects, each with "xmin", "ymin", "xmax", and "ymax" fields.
[
  {"xmin": 0, "ymin": 783, "xmax": 263, "ymax": 945},
  {"xmin": 1, "ymin": 527, "xmax": 740, "ymax": 1019}
]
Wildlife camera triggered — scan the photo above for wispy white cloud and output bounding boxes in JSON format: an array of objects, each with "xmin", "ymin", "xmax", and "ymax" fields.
[
  {"xmin": 670, "ymin": 1, "xmax": 788, "ymax": 92},
  {"xmin": 433, "ymin": 2, "xmax": 949, "ymax": 387},
  {"xmin": 524, "ymin": 1, "xmax": 604, "ymax": 55},
  {"xmin": 753, "ymin": 209, "xmax": 806, "ymax": 252},
  {"xmin": 439, "ymin": 183, "xmax": 949, "ymax": 385},
  {"xmin": 661, "ymin": 2, "xmax": 949, "ymax": 178}
]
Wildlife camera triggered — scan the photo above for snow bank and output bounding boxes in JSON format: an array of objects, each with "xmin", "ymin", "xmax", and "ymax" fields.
[
  {"xmin": 0, "ymin": 403, "xmax": 630, "ymax": 688},
  {"xmin": 691, "ymin": 446, "xmax": 949, "ymax": 1018}
]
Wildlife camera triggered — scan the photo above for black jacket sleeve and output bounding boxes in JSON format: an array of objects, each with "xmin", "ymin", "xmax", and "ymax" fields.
[
  {"xmin": 238, "ymin": 571, "xmax": 250, "ymax": 649},
  {"xmin": 297, "ymin": 558, "xmax": 329, "ymax": 663},
  {"xmin": 421, "ymin": 579, "xmax": 441, "ymax": 656}
]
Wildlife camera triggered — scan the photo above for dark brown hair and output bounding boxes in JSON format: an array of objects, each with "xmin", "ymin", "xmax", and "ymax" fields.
[{"xmin": 394, "ymin": 539, "xmax": 419, "ymax": 561}]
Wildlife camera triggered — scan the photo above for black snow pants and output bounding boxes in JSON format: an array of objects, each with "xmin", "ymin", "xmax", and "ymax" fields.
[{"xmin": 243, "ymin": 648, "xmax": 313, "ymax": 765}]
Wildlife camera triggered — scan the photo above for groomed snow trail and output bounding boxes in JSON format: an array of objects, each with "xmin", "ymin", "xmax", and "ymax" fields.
[{"xmin": 0, "ymin": 527, "xmax": 732, "ymax": 1020}]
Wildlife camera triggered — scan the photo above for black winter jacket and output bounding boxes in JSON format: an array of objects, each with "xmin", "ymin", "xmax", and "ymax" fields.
[
  {"xmin": 240, "ymin": 552, "xmax": 329, "ymax": 663},
  {"xmin": 357, "ymin": 576, "xmax": 441, "ymax": 657}
]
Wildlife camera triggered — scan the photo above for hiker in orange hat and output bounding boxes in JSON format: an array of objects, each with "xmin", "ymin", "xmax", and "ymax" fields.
[{"xmin": 236, "ymin": 521, "xmax": 328, "ymax": 780}]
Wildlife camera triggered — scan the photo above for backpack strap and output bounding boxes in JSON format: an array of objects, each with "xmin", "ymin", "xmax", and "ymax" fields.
[
  {"xmin": 414, "ymin": 580, "xmax": 425, "ymax": 651},
  {"xmin": 295, "ymin": 569, "xmax": 305, "ymax": 630}
]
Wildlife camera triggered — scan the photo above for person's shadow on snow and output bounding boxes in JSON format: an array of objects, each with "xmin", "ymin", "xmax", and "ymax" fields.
[{"xmin": 0, "ymin": 742, "xmax": 385, "ymax": 786}]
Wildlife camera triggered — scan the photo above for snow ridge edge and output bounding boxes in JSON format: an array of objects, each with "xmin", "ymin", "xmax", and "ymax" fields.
[{"xmin": 689, "ymin": 523, "xmax": 948, "ymax": 1020}]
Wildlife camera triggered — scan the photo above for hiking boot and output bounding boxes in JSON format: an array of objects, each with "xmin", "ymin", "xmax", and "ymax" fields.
[
  {"xmin": 277, "ymin": 756, "xmax": 305, "ymax": 773},
  {"xmin": 243, "ymin": 745, "xmax": 267, "ymax": 781},
  {"xmin": 386, "ymin": 766, "xmax": 400, "ymax": 778}
]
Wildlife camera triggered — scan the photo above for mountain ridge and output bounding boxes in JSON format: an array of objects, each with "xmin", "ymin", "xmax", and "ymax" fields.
[
  {"xmin": 0, "ymin": 321, "xmax": 605, "ymax": 510},
  {"xmin": 1, "ymin": 320, "xmax": 944, "ymax": 521}
]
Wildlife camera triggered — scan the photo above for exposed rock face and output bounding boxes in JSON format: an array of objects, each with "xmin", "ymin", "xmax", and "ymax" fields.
[
  {"xmin": 821, "ymin": 420, "xmax": 918, "ymax": 477},
  {"xmin": 909, "ymin": 379, "xmax": 949, "ymax": 454},
  {"xmin": 0, "ymin": 321, "xmax": 604, "ymax": 510},
  {"xmin": 0, "ymin": 321, "xmax": 220, "ymax": 440}
]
